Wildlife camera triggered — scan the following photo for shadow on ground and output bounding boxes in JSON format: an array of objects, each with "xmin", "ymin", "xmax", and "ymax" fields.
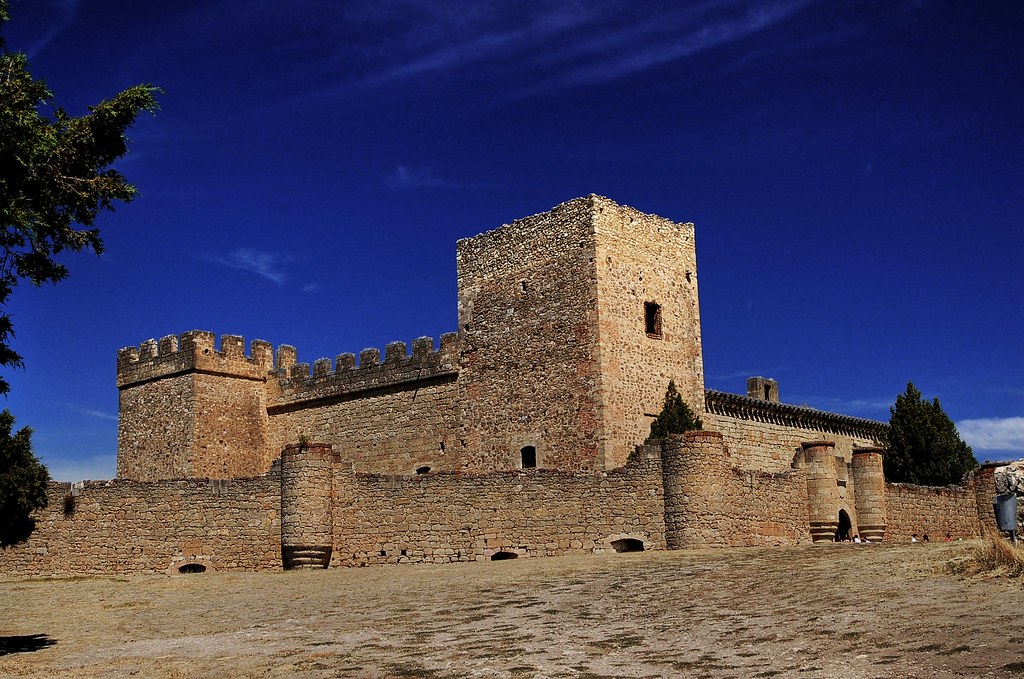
[{"xmin": 0, "ymin": 634, "xmax": 56, "ymax": 656}]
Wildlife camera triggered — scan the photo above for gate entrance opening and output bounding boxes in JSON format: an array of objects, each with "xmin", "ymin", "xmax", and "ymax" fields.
[{"xmin": 836, "ymin": 509, "xmax": 852, "ymax": 542}]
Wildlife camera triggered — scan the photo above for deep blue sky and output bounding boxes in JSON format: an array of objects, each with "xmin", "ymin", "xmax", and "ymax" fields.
[{"xmin": 2, "ymin": 0, "xmax": 1021, "ymax": 480}]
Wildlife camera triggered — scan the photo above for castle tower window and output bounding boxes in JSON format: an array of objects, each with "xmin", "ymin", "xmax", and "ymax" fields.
[
  {"xmin": 520, "ymin": 446, "xmax": 537, "ymax": 468},
  {"xmin": 644, "ymin": 302, "xmax": 663, "ymax": 338}
]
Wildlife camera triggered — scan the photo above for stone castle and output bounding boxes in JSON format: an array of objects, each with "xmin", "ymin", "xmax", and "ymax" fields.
[{"xmin": 0, "ymin": 196, "xmax": 1000, "ymax": 574}]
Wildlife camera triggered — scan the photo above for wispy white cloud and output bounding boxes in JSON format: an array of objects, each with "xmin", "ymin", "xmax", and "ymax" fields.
[
  {"xmin": 368, "ymin": 4, "xmax": 585, "ymax": 83},
  {"xmin": 957, "ymin": 416, "xmax": 1024, "ymax": 452},
  {"xmin": 369, "ymin": 1, "xmax": 815, "ymax": 92},
  {"xmin": 543, "ymin": 1, "xmax": 815, "ymax": 90},
  {"xmin": 20, "ymin": 0, "xmax": 80, "ymax": 59},
  {"xmin": 713, "ymin": 370, "xmax": 769, "ymax": 383},
  {"xmin": 77, "ymin": 407, "xmax": 117, "ymax": 421},
  {"xmin": 711, "ymin": 366, "xmax": 795, "ymax": 382},
  {"xmin": 386, "ymin": 165, "xmax": 459, "ymax": 190},
  {"xmin": 201, "ymin": 248, "xmax": 292, "ymax": 285},
  {"xmin": 267, "ymin": 0, "xmax": 821, "ymax": 110},
  {"xmin": 784, "ymin": 395, "xmax": 893, "ymax": 417},
  {"xmin": 56, "ymin": 402, "xmax": 117, "ymax": 421}
]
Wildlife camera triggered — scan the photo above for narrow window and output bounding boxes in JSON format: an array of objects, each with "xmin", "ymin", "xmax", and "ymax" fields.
[
  {"xmin": 644, "ymin": 302, "xmax": 662, "ymax": 338},
  {"xmin": 521, "ymin": 445, "xmax": 537, "ymax": 468}
]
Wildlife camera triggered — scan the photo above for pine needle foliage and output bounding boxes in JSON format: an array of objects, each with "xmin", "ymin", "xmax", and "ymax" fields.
[
  {"xmin": 0, "ymin": 1, "xmax": 159, "ymax": 394},
  {"xmin": 883, "ymin": 381, "xmax": 978, "ymax": 486},
  {"xmin": 646, "ymin": 380, "xmax": 703, "ymax": 442},
  {"xmin": 0, "ymin": 409, "xmax": 48, "ymax": 546},
  {"xmin": 0, "ymin": 1, "xmax": 156, "ymax": 543}
]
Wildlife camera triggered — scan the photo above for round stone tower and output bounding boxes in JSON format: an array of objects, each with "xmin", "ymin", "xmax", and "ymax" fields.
[
  {"xmin": 851, "ymin": 446, "xmax": 887, "ymax": 542},
  {"xmin": 280, "ymin": 442, "xmax": 336, "ymax": 569},
  {"xmin": 804, "ymin": 441, "xmax": 840, "ymax": 542},
  {"xmin": 661, "ymin": 431, "xmax": 726, "ymax": 549}
]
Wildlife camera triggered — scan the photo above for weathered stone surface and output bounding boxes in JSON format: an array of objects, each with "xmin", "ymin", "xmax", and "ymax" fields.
[
  {"xmin": 993, "ymin": 459, "xmax": 1024, "ymax": 532},
  {"xmin": 994, "ymin": 459, "xmax": 1024, "ymax": 495}
]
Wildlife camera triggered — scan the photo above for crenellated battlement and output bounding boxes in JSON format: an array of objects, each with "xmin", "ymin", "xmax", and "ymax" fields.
[
  {"xmin": 271, "ymin": 332, "xmax": 460, "ymax": 409},
  {"xmin": 117, "ymin": 330, "xmax": 462, "ymax": 394},
  {"xmin": 116, "ymin": 330, "xmax": 276, "ymax": 388}
]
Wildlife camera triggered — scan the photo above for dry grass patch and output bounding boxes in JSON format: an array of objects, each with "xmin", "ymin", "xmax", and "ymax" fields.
[{"xmin": 949, "ymin": 530, "xmax": 1024, "ymax": 578}]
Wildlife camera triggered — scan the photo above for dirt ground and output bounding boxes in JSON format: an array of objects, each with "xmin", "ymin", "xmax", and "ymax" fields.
[{"xmin": 1, "ymin": 541, "xmax": 1022, "ymax": 678}]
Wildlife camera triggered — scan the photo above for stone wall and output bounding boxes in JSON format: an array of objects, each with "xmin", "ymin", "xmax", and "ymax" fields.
[
  {"xmin": 662, "ymin": 431, "xmax": 811, "ymax": 548},
  {"xmin": 456, "ymin": 197, "xmax": 604, "ymax": 471},
  {"xmin": 974, "ymin": 463, "xmax": 1005, "ymax": 533},
  {"xmin": 454, "ymin": 195, "xmax": 705, "ymax": 471},
  {"xmin": 1, "ymin": 438, "xmax": 998, "ymax": 576},
  {"xmin": 267, "ymin": 336, "xmax": 465, "ymax": 473},
  {"xmin": 0, "ymin": 473, "xmax": 282, "ymax": 575},
  {"xmin": 592, "ymin": 198, "xmax": 703, "ymax": 468},
  {"xmin": 0, "ymin": 448, "xmax": 667, "ymax": 575},
  {"xmin": 330, "ymin": 452, "xmax": 667, "ymax": 565},
  {"xmin": 117, "ymin": 373, "xmax": 196, "ymax": 480},
  {"xmin": 191, "ymin": 371, "xmax": 274, "ymax": 478},
  {"xmin": 884, "ymin": 482, "xmax": 982, "ymax": 541},
  {"xmin": 117, "ymin": 331, "xmax": 274, "ymax": 481},
  {"xmin": 703, "ymin": 391, "xmax": 885, "ymax": 474}
]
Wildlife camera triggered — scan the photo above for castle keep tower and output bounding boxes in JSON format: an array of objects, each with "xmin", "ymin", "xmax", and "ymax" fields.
[
  {"xmin": 116, "ymin": 331, "xmax": 274, "ymax": 480},
  {"xmin": 115, "ymin": 196, "xmax": 705, "ymax": 477},
  {"xmin": 457, "ymin": 195, "xmax": 704, "ymax": 470}
]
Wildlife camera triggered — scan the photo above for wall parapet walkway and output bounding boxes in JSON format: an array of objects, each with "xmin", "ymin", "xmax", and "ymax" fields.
[{"xmin": 705, "ymin": 390, "xmax": 887, "ymax": 439}]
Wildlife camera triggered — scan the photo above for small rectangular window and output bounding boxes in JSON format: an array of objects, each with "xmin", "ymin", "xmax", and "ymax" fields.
[
  {"xmin": 644, "ymin": 302, "xmax": 663, "ymax": 338},
  {"xmin": 521, "ymin": 446, "xmax": 537, "ymax": 468}
]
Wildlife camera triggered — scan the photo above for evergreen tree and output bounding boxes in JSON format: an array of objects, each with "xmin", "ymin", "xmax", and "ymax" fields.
[
  {"xmin": 0, "ymin": 409, "xmax": 48, "ymax": 546},
  {"xmin": 883, "ymin": 381, "xmax": 978, "ymax": 486},
  {"xmin": 0, "ymin": 2, "xmax": 156, "ymax": 542},
  {"xmin": 646, "ymin": 380, "xmax": 703, "ymax": 441},
  {"xmin": 0, "ymin": 1, "xmax": 159, "ymax": 394}
]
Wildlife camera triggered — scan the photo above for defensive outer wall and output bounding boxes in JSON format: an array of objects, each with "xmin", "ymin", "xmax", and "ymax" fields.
[
  {"xmin": 1, "ymin": 435, "xmax": 999, "ymax": 575},
  {"xmin": 0, "ymin": 196, "xmax": 997, "ymax": 575}
]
